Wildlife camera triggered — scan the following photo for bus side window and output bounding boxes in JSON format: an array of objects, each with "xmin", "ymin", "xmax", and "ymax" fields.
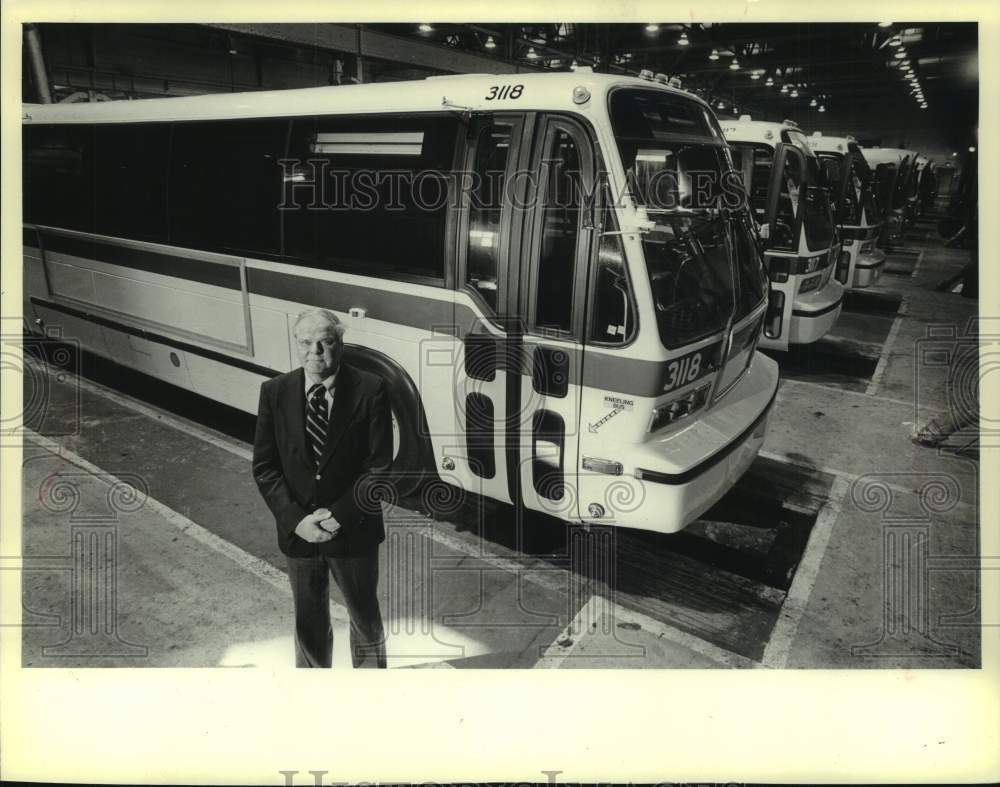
[
  {"xmin": 23, "ymin": 124, "xmax": 95, "ymax": 233},
  {"xmin": 534, "ymin": 129, "xmax": 581, "ymax": 333},
  {"xmin": 466, "ymin": 121, "xmax": 513, "ymax": 311},
  {"xmin": 282, "ymin": 114, "xmax": 459, "ymax": 283},
  {"xmin": 168, "ymin": 119, "xmax": 287, "ymax": 257},
  {"xmin": 94, "ymin": 123, "xmax": 171, "ymax": 243}
]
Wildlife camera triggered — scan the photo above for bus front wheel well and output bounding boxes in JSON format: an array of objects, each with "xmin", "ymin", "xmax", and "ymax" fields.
[{"xmin": 342, "ymin": 345, "xmax": 437, "ymax": 495}]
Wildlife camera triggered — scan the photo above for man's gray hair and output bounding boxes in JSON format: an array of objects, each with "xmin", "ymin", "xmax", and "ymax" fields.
[{"xmin": 292, "ymin": 308, "xmax": 346, "ymax": 340}]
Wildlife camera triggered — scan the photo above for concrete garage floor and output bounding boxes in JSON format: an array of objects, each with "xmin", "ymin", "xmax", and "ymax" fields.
[{"xmin": 17, "ymin": 220, "xmax": 981, "ymax": 669}]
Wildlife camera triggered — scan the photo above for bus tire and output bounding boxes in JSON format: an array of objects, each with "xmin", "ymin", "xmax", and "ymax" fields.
[{"xmin": 342, "ymin": 345, "xmax": 435, "ymax": 498}]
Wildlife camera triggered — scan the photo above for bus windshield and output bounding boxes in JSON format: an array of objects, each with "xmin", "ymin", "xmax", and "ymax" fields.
[
  {"xmin": 873, "ymin": 163, "xmax": 897, "ymax": 220},
  {"xmin": 800, "ymin": 157, "xmax": 835, "ymax": 250},
  {"xmin": 816, "ymin": 152, "xmax": 860, "ymax": 226},
  {"xmin": 848, "ymin": 146, "xmax": 880, "ymax": 226},
  {"xmin": 609, "ymin": 88, "xmax": 765, "ymax": 349}
]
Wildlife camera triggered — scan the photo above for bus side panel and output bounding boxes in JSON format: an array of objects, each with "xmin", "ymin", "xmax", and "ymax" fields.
[
  {"xmin": 184, "ymin": 353, "xmax": 266, "ymax": 414},
  {"xmin": 31, "ymin": 303, "xmax": 111, "ymax": 358},
  {"xmin": 102, "ymin": 329, "xmax": 195, "ymax": 391},
  {"xmin": 40, "ymin": 247, "xmax": 249, "ymax": 350}
]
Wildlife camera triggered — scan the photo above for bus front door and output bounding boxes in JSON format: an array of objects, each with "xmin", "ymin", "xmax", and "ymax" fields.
[{"xmin": 515, "ymin": 114, "xmax": 595, "ymax": 522}]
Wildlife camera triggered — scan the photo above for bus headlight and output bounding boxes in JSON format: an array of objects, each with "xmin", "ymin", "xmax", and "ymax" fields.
[
  {"xmin": 649, "ymin": 383, "xmax": 710, "ymax": 432},
  {"xmin": 799, "ymin": 274, "xmax": 822, "ymax": 293}
]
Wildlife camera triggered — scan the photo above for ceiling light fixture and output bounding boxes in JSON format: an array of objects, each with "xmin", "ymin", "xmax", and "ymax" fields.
[
  {"xmin": 645, "ymin": 23, "xmax": 660, "ymax": 33},
  {"xmin": 889, "ymin": 36, "xmax": 902, "ymax": 46},
  {"xmin": 485, "ymin": 35, "xmax": 496, "ymax": 49},
  {"xmin": 790, "ymin": 89, "xmax": 799, "ymax": 97},
  {"xmin": 678, "ymin": 32, "xmax": 690, "ymax": 46},
  {"xmin": 709, "ymin": 48, "xmax": 719, "ymax": 60},
  {"xmin": 878, "ymin": 21, "xmax": 893, "ymax": 27},
  {"xmin": 750, "ymin": 70, "xmax": 761, "ymax": 80},
  {"xmin": 765, "ymin": 76, "xmax": 774, "ymax": 86},
  {"xmin": 526, "ymin": 47, "xmax": 538, "ymax": 59},
  {"xmin": 418, "ymin": 23, "xmax": 433, "ymax": 32},
  {"xmin": 894, "ymin": 49, "xmax": 906, "ymax": 59},
  {"xmin": 729, "ymin": 58, "xmax": 740, "ymax": 70},
  {"xmin": 818, "ymin": 104, "xmax": 826, "ymax": 112},
  {"xmin": 810, "ymin": 98, "xmax": 817, "ymax": 106}
]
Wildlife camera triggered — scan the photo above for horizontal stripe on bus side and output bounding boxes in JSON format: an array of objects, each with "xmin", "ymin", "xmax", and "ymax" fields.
[
  {"xmin": 30, "ymin": 296, "xmax": 280, "ymax": 379},
  {"xmin": 247, "ymin": 266, "xmax": 460, "ymax": 332},
  {"xmin": 39, "ymin": 231, "xmax": 243, "ymax": 291},
  {"xmin": 31, "ymin": 292, "xmax": 756, "ymax": 408},
  {"xmin": 249, "ymin": 266, "xmax": 738, "ymax": 399}
]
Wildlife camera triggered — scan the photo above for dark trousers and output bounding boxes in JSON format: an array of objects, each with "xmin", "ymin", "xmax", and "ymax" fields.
[{"xmin": 286, "ymin": 549, "xmax": 386, "ymax": 668}]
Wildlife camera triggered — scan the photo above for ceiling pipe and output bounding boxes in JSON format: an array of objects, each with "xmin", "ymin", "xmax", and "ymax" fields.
[{"xmin": 24, "ymin": 23, "xmax": 53, "ymax": 103}]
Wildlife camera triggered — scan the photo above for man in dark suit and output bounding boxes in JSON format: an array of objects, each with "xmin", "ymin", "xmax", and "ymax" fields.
[{"xmin": 253, "ymin": 308, "xmax": 392, "ymax": 668}]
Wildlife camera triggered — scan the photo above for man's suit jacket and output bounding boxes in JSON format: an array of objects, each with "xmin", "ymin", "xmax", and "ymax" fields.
[{"xmin": 253, "ymin": 362, "xmax": 392, "ymax": 558}]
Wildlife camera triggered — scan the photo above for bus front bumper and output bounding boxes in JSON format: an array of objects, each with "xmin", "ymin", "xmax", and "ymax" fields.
[
  {"xmin": 787, "ymin": 279, "xmax": 844, "ymax": 344},
  {"xmin": 601, "ymin": 354, "xmax": 779, "ymax": 535},
  {"xmin": 853, "ymin": 248, "xmax": 886, "ymax": 288}
]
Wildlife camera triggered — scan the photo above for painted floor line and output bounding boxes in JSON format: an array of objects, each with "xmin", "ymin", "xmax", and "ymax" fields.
[
  {"xmin": 24, "ymin": 430, "xmax": 349, "ymax": 628},
  {"xmin": 535, "ymin": 595, "xmax": 601, "ymax": 669},
  {"xmin": 865, "ymin": 311, "xmax": 906, "ymax": 396},
  {"xmin": 536, "ymin": 594, "xmax": 758, "ymax": 669},
  {"xmin": 36, "ymin": 357, "xmax": 254, "ymax": 462},
  {"xmin": 415, "ymin": 523, "xmax": 568, "ymax": 595},
  {"xmin": 777, "ymin": 377, "xmax": 943, "ymax": 416},
  {"xmin": 760, "ymin": 475, "xmax": 851, "ymax": 669},
  {"xmin": 758, "ymin": 449, "xmax": 978, "ymax": 515}
]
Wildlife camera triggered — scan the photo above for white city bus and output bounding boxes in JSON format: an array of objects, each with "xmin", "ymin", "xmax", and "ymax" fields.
[
  {"xmin": 22, "ymin": 69, "xmax": 779, "ymax": 535},
  {"xmin": 806, "ymin": 132, "xmax": 886, "ymax": 288},
  {"xmin": 721, "ymin": 116, "xmax": 844, "ymax": 352}
]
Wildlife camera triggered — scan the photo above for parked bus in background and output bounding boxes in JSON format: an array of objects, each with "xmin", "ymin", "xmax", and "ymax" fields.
[
  {"xmin": 914, "ymin": 155, "xmax": 938, "ymax": 217},
  {"xmin": 721, "ymin": 116, "xmax": 844, "ymax": 352},
  {"xmin": 861, "ymin": 147, "xmax": 917, "ymax": 248},
  {"xmin": 22, "ymin": 69, "xmax": 779, "ymax": 536},
  {"xmin": 807, "ymin": 131, "xmax": 886, "ymax": 288}
]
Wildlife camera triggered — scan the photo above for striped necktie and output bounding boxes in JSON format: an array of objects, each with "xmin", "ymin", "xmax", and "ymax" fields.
[{"xmin": 306, "ymin": 383, "xmax": 328, "ymax": 466}]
